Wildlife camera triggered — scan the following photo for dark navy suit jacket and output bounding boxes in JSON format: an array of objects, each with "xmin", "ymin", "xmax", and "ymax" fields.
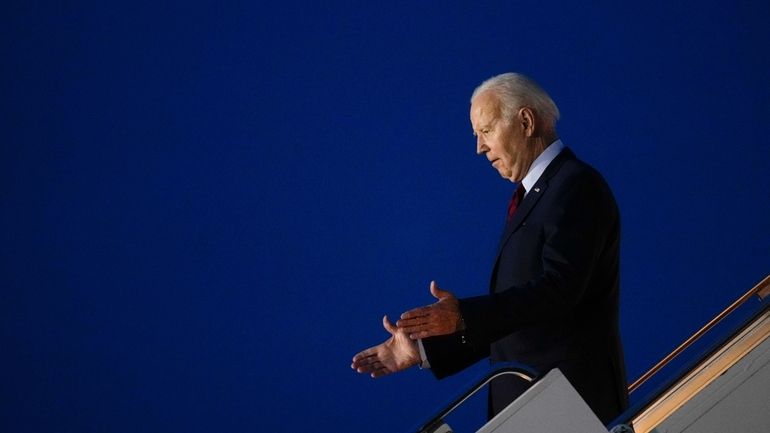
[{"xmin": 422, "ymin": 148, "xmax": 628, "ymax": 424}]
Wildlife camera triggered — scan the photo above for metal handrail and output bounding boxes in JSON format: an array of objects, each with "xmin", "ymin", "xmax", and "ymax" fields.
[
  {"xmin": 628, "ymin": 273, "xmax": 770, "ymax": 393},
  {"xmin": 416, "ymin": 365, "xmax": 536, "ymax": 433},
  {"xmin": 412, "ymin": 274, "xmax": 770, "ymax": 431}
]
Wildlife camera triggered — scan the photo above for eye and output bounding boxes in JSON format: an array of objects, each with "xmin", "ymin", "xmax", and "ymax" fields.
[{"xmin": 482, "ymin": 129, "xmax": 490, "ymax": 135}]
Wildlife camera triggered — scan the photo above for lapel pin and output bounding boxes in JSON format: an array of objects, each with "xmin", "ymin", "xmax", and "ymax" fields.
[{"xmin": 534, "ymin": 187, "xmax": 540, "ymax": 193}]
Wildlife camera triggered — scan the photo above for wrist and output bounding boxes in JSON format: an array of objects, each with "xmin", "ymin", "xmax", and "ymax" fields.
[{"xmin": 456, "ymin": 313, "xmax": 466, "ymax": 332}]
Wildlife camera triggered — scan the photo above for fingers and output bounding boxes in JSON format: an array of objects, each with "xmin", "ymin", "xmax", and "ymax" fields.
[
  {"xmin": 397, "ymin": 315, "xmax": 440, "ymax": 339},
  {"xmin": 351, "ymin": 347, "xmax": 378, "ymax": 367},
  {"xmin": 396, "ymin": 313, "xmax": 427, "ymax": 326},
  {"xmin": 397, "ymin": 319, "xmax": 430, "ymax": 335},
  {"xmin": 382, "ymin": 315, "xmax": 397, "ymax": 335},
  {"xmin": 406, "ymin": 326, "xmax": 436, "ymax": 340},
  {"xmin": 397, "ymin": 321, "xmax": 433, "ymax": 339},
  {"xmin": 398, "ymin": 306, "xmax": 434, "ymax": 337},
  {"xmin": 351, "ymin": 348, "xmax": 383, "ymax": 369},
  {"xmin": 430, "ymin": 280, "xmax": 451, "ymax": 299},
  {"xmin": 409, "ymin": 330, "xmax": 431, "ymax": 340},
  {"xmin": 399, "ymin": 307, "xmax": 460, "ymax": 339},
  {"xmin": 430, "ymin": 280, "xmax": 440, "ymax": 299},
  {"xmin": 351, "ymin": 355, "xmax": 392, "ymax": 378},
  {"xmin": 352, "ymin": 347, "xmax": 374, "ymax": 362},
  {"xmin": 351, "ymin": 348, "xmax": 393, "ymax": 378},
  {"xmin": 399, "ymin": 306, "xmax": 431, "ymax": 321},
  {"xmin": 352, "ymin": 355, "xmax": 380, "ymax": 372}
]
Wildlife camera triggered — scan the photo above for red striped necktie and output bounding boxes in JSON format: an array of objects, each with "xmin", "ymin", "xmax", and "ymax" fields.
[{"xmin": 506, "ymin": 183, "xmax": 526, "ymax": 222}]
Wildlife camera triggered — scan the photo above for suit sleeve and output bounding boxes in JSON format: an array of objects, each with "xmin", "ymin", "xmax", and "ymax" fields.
[{"xmin": 421, "ymin": 330, "xmax": 490, "ymax": 379}]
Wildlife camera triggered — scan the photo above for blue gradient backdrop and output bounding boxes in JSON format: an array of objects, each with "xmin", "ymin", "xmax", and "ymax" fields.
[{"xmin": 2, "ymin": 1, "xmax": 769, "ymax": 432}]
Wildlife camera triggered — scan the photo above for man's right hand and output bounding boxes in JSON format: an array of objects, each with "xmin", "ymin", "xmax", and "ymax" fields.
[{"xmin": 351, "ymin": 315, "xmax": 420, "ymax": 378}]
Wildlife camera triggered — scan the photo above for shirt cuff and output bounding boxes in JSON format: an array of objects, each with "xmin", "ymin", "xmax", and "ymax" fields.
[{"xmin": 417, "ymin": 338, "xmax": 431, "ymax": 369}]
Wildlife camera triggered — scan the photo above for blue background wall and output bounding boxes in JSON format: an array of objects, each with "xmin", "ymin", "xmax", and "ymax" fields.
[{"xmin": 2, "ymin": 1, "xmax": 768, "ymax": 432}]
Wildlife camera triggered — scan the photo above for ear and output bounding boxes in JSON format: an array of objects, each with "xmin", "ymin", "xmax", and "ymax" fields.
[{"xmin": 519, "ymin": 107, "xmax": 536, "ymax": 137}]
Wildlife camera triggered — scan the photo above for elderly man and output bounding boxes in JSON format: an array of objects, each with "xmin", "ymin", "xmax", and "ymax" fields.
[{"xmin": 351, "ymin": 73, "xmax": 628, "ymax": 424}]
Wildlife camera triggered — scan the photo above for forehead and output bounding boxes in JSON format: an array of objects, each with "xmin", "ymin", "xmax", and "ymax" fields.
[{"xmin": 470, "ymin": 92, "xmax": 502, "ymax": 125}]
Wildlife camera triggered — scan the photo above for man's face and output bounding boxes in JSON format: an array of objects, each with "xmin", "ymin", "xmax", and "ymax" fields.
[{"xmin": 470, "ymin": 91, "xmax": 530, "ymax": 181}]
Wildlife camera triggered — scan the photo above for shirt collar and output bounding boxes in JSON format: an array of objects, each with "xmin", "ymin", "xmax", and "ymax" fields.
[{"xmin": 520, "ymin": 139, "xmax": 564, "ymax": 195}]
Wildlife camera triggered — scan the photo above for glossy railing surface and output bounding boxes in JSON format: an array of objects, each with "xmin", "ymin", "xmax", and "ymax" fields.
[
  {"xmin": 611, "ymin": 273, "xmax": 770, "ymax": 430},
  {"xmin": 411, "ymin": 273, "xmax": 770, "ymax": 432},
  {"xmin": 413, "ymin": 363, "xmax": 536, "ymax": 433},
  {"xmin": 628, "ymin": 273, "xmax": 770, "ymax": 394}
]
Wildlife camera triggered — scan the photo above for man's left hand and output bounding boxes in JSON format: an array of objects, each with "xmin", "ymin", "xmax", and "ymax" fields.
[{"xmin": 397, "ymin": 281, "xmax": 463, "ymax": 340}]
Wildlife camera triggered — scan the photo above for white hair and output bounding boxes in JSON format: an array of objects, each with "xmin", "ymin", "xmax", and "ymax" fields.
[{"xmin": 471, "ymin": 73, "xmax": 560, "ymax": 128}]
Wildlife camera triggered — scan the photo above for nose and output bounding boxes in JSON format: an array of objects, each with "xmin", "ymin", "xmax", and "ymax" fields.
[{"xmin": 476, "ymin": 136, "xmax": 488, "ymax": 155}]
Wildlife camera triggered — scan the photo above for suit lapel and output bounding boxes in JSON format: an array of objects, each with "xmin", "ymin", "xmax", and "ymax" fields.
[{"xmin": 494, "ymin": 148, "xmax": 575, "ymax": 258}]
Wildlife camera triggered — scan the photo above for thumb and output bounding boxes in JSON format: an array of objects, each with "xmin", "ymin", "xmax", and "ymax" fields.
[
  {"xmin": 382, "ymin": 315, "xmax": 398, "ymax": 335},
  {"xmin": 430, "ymin": 280, "xmax": 450, "ymax": 299}
]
